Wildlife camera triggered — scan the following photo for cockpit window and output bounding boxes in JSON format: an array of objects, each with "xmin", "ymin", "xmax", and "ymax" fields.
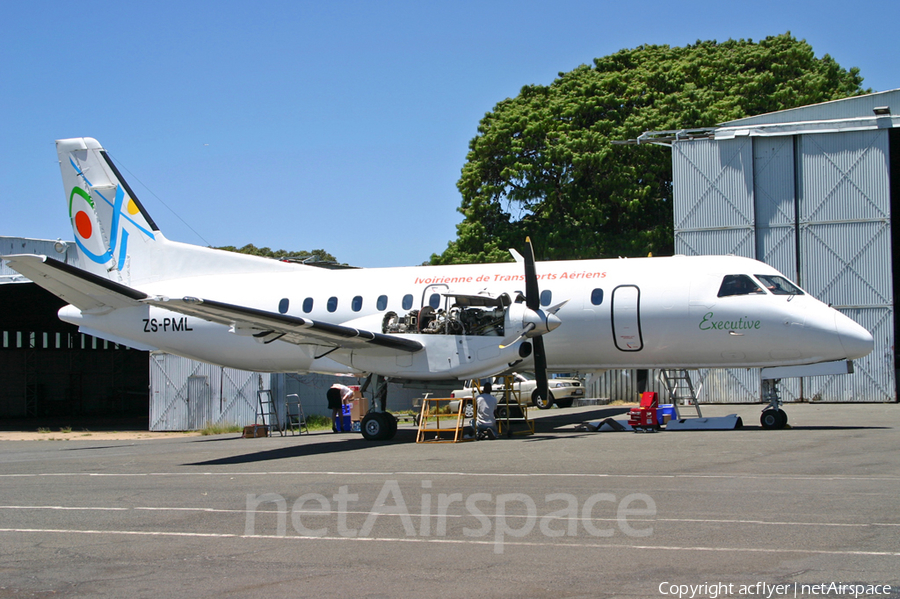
[
  {"xmin": 755, "ymin": 275, "xmax": 804, "ymax": 296},
  {"xmin": 717, "ymin": 274, "xmax": 765, "ymax": 297}
]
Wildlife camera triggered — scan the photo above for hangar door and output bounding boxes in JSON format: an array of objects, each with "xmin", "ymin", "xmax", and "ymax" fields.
[{"xmin": 798, "ymin": 130, "xmax": 894, "ymax": 402}]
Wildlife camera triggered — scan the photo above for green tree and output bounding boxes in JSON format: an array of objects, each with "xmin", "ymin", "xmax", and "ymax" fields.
[
  {"xmin": 433, "ymin": 33, "xmax": 867, "ymax": 264},
  {"xmin": 215, "ymin": 244, "xmax": 339, "ymax": 263}
]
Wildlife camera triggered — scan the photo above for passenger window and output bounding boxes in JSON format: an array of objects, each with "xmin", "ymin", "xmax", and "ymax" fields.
[
  {"xmin": 755, "ymin": 275, "xmax": 804, "ymax": 296},
  {"xmin": 278, "ymin": 298, "xmax": 290, "ymax": 314},
  {"xmin": 540, "ymin": 289, "xmax": 552, "ymax": 306},
  {"xmin": 429, "ymin": 293, "xmax": 441, "ymax": 309},
  {"xmin": 717, "ymin": 275, "xmax": 764, "ymax": 297},
  {"xmin": 351, "ymin": 295, "xmax": 363, "ymax": 312},
  {"xmin": 377, "ymin": 295, "xmax": 388, "ymax": 311},
  {"xmin": 590, "ymin": 288, "xmax": 604, "ymax": 306},
  {"xmin": 327, "ymin": 297, "xmax": 338, "ymax": 312},
  {"xmin": 302, "ymin": 297, "xmax": 314, "ymax": 313},
  {"xmin": 402, "ymin": 294, "xmax": 413, "ymax": 310}
]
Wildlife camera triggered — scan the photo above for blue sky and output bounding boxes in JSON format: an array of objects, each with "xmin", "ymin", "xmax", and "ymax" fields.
[{"xmin": 3, "ymin": 0, "xmax": 897, "ymax": 268}]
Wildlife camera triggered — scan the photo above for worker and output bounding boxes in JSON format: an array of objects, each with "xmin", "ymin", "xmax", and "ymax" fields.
[
  {"xmin": 327, "ymin": 383, "xmax": 354, "ymax": 432},
  {"xmin": 475, "ymin": 382, "xmax": 498, "ymax": 440}
]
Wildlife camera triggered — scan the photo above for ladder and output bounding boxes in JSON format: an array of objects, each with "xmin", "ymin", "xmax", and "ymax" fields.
[
  {"xmin": 494, "ymin": 375, "xmax": 533, "ymax": 436},
  {"xmin": 416, "ymin": 397, "xmax": 470, "ymax": 443},
  {"xmin": 283, "ymin": 394, "xmax": 309, "ymax": 435},
  {"xmin": 660, "ymin": 369, "xmax": 702, "ymax": 418},
  {"xmin": 256, "ymin": 389, "xmax": 280, "ymax": 435}
]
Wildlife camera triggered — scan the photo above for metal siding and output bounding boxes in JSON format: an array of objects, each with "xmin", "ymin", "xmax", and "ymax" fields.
[
  {"xmin": 1, "ymin": 237, "xmax": 78, "ymax": 284},
  {"xmin": 588, "ymin": 369, "xmax": 667, "ymax": 402},
  {"xmin": 721, "ymin": 89, "xmax": 900, "ymax": 127},
  {"xmin": 150, "ymin": 353, "xmax": 268, "ymax": 431},
  {"xmin": 800, "ymin": 131, "xmax": 890, "ymax": 223},
  {"xmin": 797, "ymin": 130, "xmax": 893, "ymax": 401},
  {"xmin": 753, "ymin": 137, "xmax": 798, "ymax": 280},
  {"xmin": 672, "ymin": 125, "xmax": 895, "ymax": 403},
  {"xmin": 800, "ymin": 221, "xmax": 892, "ymax": 306},
  {"xmin": 673, "ymin": 138, "xmax": 755, "ymax": 231},
  {"xmin": 674, "ymin": 229, "xmax": 755, "ymax": 258}
]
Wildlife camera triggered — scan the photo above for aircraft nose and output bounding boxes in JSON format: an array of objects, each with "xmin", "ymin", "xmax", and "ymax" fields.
[{"xmin": 835, "ymin": 311, "xmax": 874, "ymax": 359}]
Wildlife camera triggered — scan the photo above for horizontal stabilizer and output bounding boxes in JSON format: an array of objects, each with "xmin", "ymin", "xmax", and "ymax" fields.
[
  {"xmin": 2, "ymin": 254, "xmax": 147, "ymax": 313},
  {"xmin": 143, "ymin": 296, "xmax": 424, "ymax": 353}
]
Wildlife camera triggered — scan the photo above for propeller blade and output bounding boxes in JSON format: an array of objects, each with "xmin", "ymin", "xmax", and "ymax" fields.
[
  {"xmin": 532, "ymin": 336, "xmax": 552, "ymax": 409},
  {"xmin": 523, "ymin": 237, "xmax": 539, "ymax": 311}
]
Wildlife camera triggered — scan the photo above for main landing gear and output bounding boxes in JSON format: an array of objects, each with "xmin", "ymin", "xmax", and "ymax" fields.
[
  {"xmin": 760, "ymin": 379, "xmax": 789, "ymax": 430},
  {"xmin": 361, "ymin": 411, "xmax": 398, "ymax": 441}
]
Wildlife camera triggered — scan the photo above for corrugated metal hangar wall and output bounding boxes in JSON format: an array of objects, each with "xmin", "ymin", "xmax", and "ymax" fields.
[{"xmin": 669, "ymin": 89, "xmax": 899, "ymax": 403}]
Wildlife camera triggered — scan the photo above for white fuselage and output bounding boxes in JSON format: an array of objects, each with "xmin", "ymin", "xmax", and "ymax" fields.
[{"xmin": 59, "ymin": 254, "xmax": 873, "ymax": 378}]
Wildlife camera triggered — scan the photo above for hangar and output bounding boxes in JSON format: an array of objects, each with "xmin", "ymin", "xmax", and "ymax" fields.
[{"xmin": 606, "ymin": 88, "xmax": 899, "ymax": 404}]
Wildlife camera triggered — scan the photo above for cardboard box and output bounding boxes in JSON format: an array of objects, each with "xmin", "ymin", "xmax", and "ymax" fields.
[
  {"xmin": 242, "ymin": 424, "xmax": 268, "ymax": 438},
  {"xmin": 350, "ymin": 396, "xmax": 369, "ymax": 421}
]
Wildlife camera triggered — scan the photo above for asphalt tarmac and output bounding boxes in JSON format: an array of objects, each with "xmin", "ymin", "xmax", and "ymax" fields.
[{"xmin": 0, "ymin": 403, "xmax": 898, "ymax": 599}]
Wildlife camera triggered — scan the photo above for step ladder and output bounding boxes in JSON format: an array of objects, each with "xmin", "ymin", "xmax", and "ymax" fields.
[
  {"xmin": 494, "ymin": 375, "xmax": 533, "ymax": 437},
  {"xmin": 283, "ymin": 393, "xmax": 309, "ymax": 435},
  {"xmin": 256, "ymin": 389, "xmax": 280, "ymax": 435},
  {"xmin": 416, "ymin": 397, "xmax": 470, "ymax": 443},
  {"xmin": 660, "ymin": 369, "xmax": 702, "ymax": 418}
]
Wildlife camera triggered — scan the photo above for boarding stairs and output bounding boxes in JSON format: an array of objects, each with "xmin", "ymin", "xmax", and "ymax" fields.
[{"xmin": 660, "ymin": 369, "xmax": 702, "ymax": 419}]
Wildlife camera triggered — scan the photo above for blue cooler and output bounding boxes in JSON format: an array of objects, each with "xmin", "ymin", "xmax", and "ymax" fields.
[
  {"xmin": 335, "ymin": 404, "xmax": 352, "ymax": 431},
  {"xmin": 658, "ymin": 404, "xmax": 677, "ymax": 425}
]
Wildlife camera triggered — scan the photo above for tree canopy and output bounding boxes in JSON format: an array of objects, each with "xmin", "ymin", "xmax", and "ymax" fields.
[
  {"xmin": 432, "ymin": 33, "xmax": 867, "ymax": 264},
  {"xmin": 215, "ymin": 244, "xmax": 339, "ymax": 264}
]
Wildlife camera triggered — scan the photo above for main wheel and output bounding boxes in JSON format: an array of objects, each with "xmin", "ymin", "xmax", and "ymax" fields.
[
  {"xmin": 775, "ymin": 409, "xmax": 788, "ymax": 429},
  {"xmin": 385, "ymin": 412, "xmax": 398, "ymax": 438},
  {"xmin": 362, "ymin": 412, "xmax": 390, "ymax": 440},
  {"xmin": 760, "ymin": 409, "xmax": 788, "ymax": 430},
  {"xmin": 533, "ymin": 390, "xmax": 555, "ymax": 410}
]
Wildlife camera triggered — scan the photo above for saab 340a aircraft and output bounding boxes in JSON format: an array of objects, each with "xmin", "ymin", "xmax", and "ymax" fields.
[{"xmin": 3, "ymin": 138, "xmax": 874, "ymax": 438}]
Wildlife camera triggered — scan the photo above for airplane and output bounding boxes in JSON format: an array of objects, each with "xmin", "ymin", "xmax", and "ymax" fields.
[{"xmin": 3, "ymin": 137, "xmax": 874, "ymax": 438}]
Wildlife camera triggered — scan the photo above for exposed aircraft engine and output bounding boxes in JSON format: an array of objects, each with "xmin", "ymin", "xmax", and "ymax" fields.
[{"xmin": 381, "ymin": 300, "xmax": 506, "ymax": 337}]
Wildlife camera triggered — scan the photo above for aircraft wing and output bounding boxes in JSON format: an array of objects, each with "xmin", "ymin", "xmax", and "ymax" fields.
[
  {"xmin": 1, "ymin": 254, "xmax": 147, "ymax": 312},
  {"xmin": 143, "ymin": 296, "xmax": 424, "ymax": 353}
]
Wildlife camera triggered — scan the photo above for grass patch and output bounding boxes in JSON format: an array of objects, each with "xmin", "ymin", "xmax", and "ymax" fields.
[
  {"xmin": 305, "ymin": 415, "xmax": 334, "ymax": 431},
  {"xmin": 200, "ymin": 422, "xmax": 244, "ymax": 436}
]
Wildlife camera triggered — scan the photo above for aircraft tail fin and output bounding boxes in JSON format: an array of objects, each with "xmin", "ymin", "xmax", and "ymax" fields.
[{"xmin": 57, "ymin": 138, "xmax": 298, "ymax": 286}]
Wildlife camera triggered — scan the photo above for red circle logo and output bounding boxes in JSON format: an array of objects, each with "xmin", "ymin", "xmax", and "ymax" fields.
[{"xmin": 75, "ymin": 211, "xmax": 93, "ymax": 239}]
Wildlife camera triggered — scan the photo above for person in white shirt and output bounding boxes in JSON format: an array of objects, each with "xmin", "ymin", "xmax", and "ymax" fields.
[
  {"xmin": 475, "ymin": 382, "xmax": 498, "ymax": 440},
  {"xmin": 326, "ymin": 383, "xmax": 354, "ymax": 432}
]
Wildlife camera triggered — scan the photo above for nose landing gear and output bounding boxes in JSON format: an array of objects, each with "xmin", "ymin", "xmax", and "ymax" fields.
[{"xmin": 760, "ymin": 379, "xmax": 789, "ymax": 430}]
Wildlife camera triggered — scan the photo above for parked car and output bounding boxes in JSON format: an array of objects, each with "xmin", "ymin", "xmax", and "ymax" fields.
[{"xmin": 448, "ymin": 372, "xmax": 584, "ymax": 416}]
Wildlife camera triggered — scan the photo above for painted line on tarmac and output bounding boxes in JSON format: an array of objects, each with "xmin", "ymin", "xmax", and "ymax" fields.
[
  {"xmin": 1, "ymin": 471, "xmax": 898, "ymax": 482},
  {"xmin": 0, "ymin": 527, "xmax": 898, "ymax": 557},
  {"xmin": 0, "ymin": 504, "xmax": 897, "ymax": 529}
]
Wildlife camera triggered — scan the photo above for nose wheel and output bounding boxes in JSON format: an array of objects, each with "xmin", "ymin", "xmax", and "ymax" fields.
[{"xmin": 760, "ymin": 379, "xmax": 789, "ymax": 429}]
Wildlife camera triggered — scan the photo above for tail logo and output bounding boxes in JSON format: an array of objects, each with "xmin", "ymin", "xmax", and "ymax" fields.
[{"xmin": 68, "ymin": 158, "xmax": 154, "ymax": 272}]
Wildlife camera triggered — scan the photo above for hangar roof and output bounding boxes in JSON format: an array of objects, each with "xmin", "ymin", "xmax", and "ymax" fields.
[{"xmin": 622, "ymin": 88, "xmax": 900, "ymax": 146}]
